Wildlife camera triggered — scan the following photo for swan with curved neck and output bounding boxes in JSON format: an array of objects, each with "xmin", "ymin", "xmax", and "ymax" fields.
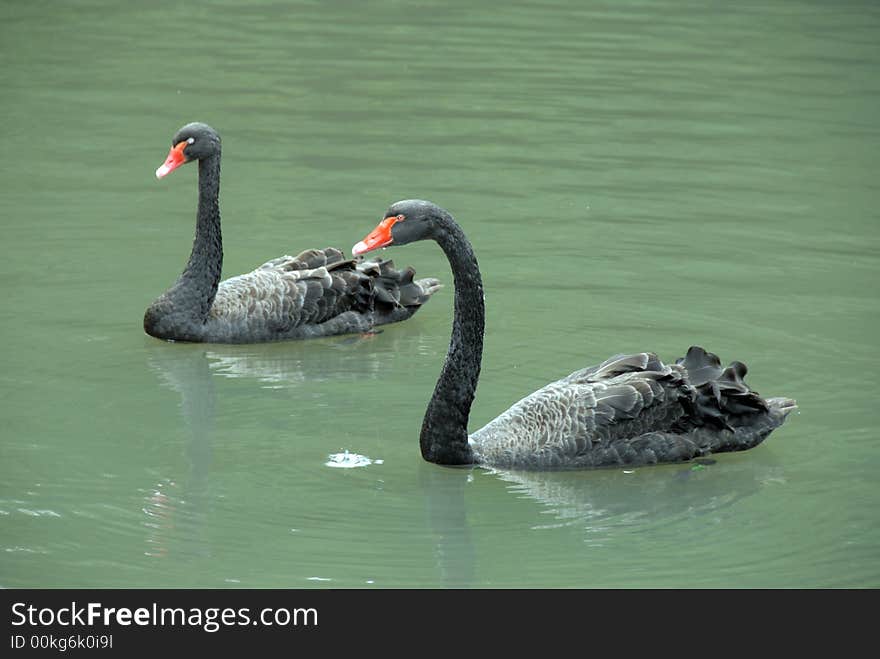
[
  {"xmin": 144, "ymin": 123, "xmax": 441, "ymax": 343},
  {"xmin": 353, "ymin": 200, "xmax": 796, "ymax": 470}
]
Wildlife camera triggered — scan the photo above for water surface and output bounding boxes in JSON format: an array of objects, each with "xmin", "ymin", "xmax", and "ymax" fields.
[{"xmin": 1, "ymin": 0, "xmax": 878, "ymax": 587}]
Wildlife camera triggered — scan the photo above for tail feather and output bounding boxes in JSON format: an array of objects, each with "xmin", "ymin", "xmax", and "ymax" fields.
[
  {"xmin": 354, "ymin": 256, "xmax": 442, "ymax": 318},
  {"xmin": 628, "ymin": 382, "xmax": 795, "ymax": 463},
  {"xmin": 407, "ymin": 277, "xmax": 443, "ymax": 305},
  {"xmin": 766, "ymin": 396, "xmax": 798, "ymax": 419},
  {"xmin": 675, "ymin": 345, "xmax": 794, "ymax": 436}
]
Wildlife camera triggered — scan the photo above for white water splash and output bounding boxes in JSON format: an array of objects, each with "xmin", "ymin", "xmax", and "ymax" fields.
[{"xmin": 324, "ymin": 451, "xmax": 384, "ymax": 469}]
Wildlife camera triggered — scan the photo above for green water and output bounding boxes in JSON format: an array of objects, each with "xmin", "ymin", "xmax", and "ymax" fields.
[{"xmin": 1, "ymin": 0, "xmax": 878, "ymax": 588}]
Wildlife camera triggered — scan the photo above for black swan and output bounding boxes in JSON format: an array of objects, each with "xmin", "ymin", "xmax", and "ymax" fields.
[
  {"xmin": 144, "ymin": 123, "xmax": 441, "ymax": 343},
  {"xmin": 353, "ymin": 199, "xmax": 797, "ymax": 470}
]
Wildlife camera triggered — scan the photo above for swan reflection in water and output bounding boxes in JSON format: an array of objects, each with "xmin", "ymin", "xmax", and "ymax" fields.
[
  {"xmin": 141, "ymin": 330, "xmax": 406, "ymax": 563},
  {"xmin": 420, "ymin": 455, "xmax": 785, "ymax": 587}
]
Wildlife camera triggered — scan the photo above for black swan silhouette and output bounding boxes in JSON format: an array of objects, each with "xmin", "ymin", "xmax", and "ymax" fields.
[
  {"xmin": 144, "ymin": 123, "xmax": 440, "ymax": 343},
  {"xmin": 353, "ymin": 199, "xmax": 796, "ymax": 470}
]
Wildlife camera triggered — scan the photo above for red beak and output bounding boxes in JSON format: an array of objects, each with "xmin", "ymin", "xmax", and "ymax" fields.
[
  {"xmin": 352, "ymin": 215, "xmax": 401, "ymax": 255},
  {"xmin": 156, "ymin": 141, "xmax": 188, "ymax": 178}
]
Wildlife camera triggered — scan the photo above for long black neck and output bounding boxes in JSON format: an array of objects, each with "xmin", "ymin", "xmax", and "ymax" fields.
[
  {"xmin": 170, "ymin": 153, "xmax": 223, "ymax": 321},
  {"xmin": 420, "ymin": 214, "xmax": 484, "ymax": 465}
]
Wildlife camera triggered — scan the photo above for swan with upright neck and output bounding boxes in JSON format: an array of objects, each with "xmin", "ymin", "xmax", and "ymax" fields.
[
  {"xmin": 353, "ymin": 199, "xmax": 796, "ymax": 470},
  {"xmin": 144, "ymin": 123, "xmax": 440, "ymax": 343}
]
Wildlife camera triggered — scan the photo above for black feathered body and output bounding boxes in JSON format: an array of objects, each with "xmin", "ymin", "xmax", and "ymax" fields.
[
  {"xmin": 469, "ymin": 347, "xmax": 796, "ymax": 470},
  {"xmin": 145, "ymin": 247, "xmax": 440, "ymax": 343}
]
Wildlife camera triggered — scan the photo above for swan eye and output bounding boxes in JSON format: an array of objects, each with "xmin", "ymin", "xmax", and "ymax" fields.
[
  {"xmin": 396, "ymin": 214, "xmax": 405, "ymax": 222},
  {"xmin": 186, "ymin": 137, "xmax": 195, "ymax": 145}
]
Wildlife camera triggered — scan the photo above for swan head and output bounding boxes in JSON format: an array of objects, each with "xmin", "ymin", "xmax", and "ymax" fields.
[
  {"xmin": 156, "ymin": 122, "xmax": 221, "ymax": 178},
  {"xmin": 353, "ymin": 199, "xmax": 447, "ymax": 255}
]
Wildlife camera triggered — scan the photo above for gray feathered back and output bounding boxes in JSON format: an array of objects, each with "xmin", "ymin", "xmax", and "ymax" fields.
[{"xmin": 469, "ymin": 347, "xmax": 794, "ymax": 470}]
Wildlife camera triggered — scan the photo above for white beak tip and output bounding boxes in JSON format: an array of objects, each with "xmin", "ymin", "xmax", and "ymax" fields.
[
  {"xmin": 156, "ymin": 164, "xmax": 171, "ymax": 179},
  {"xmin": 352, "ymin": 241, "xmax": 368, "ymax": 256}
]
